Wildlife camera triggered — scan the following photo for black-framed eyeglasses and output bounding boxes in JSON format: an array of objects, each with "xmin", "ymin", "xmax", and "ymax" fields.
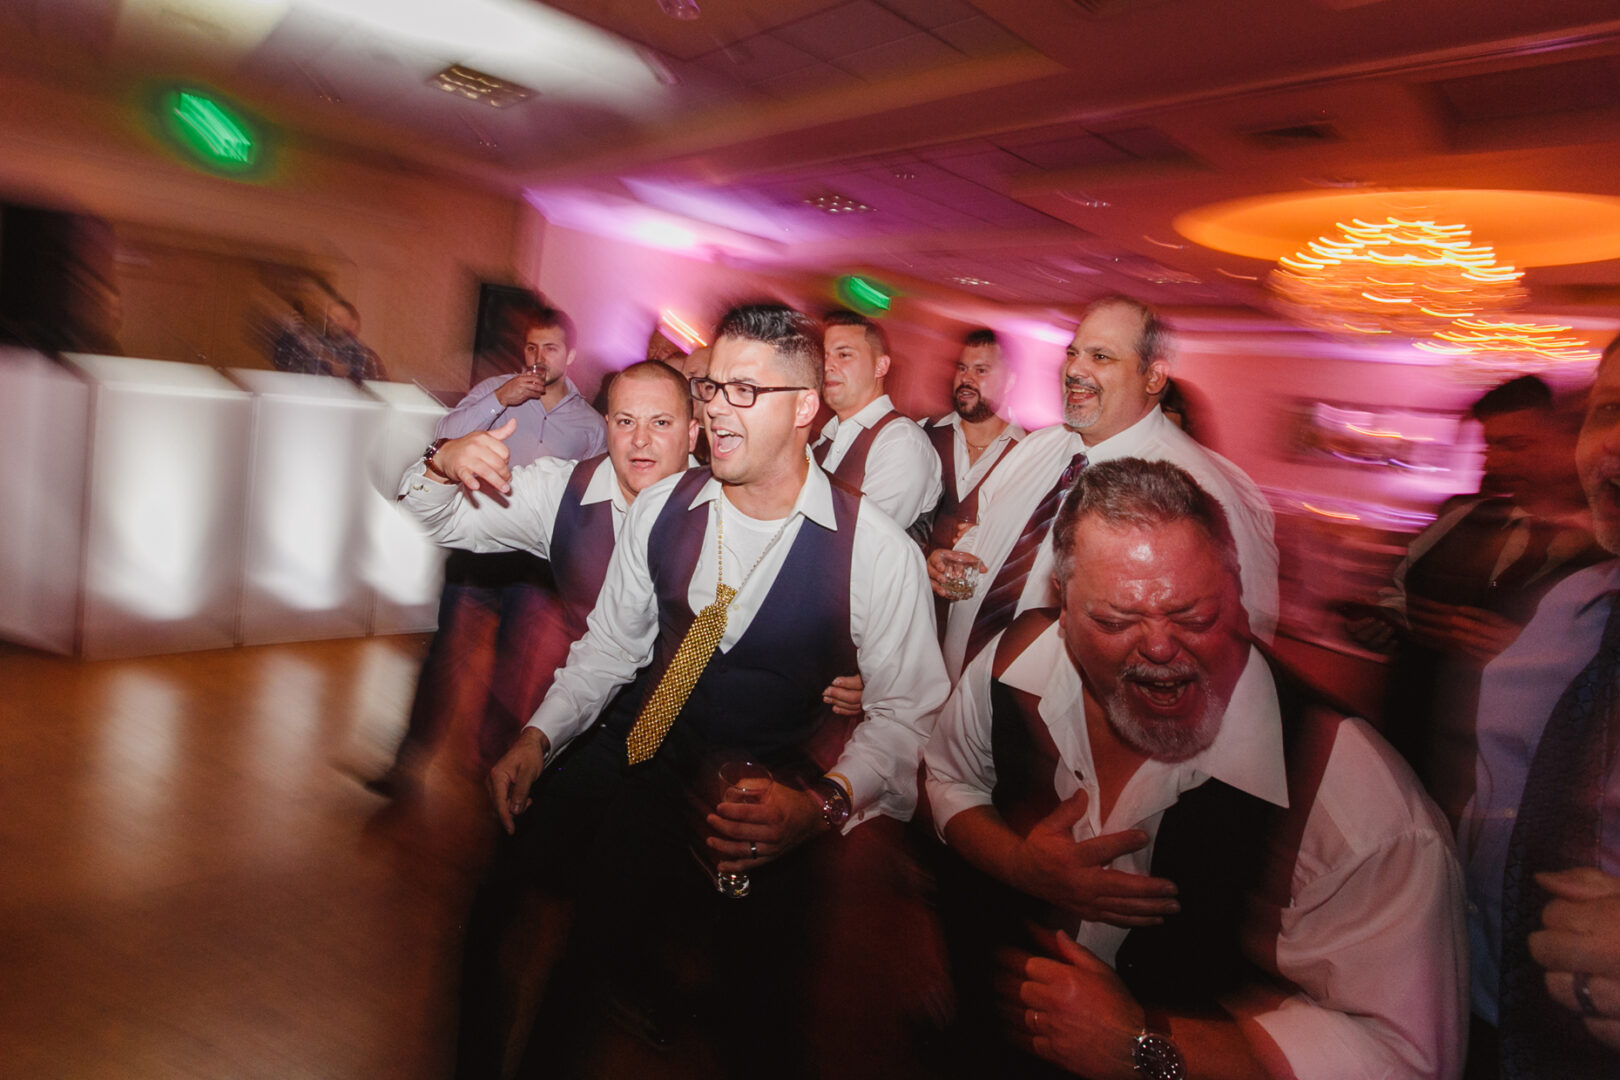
[{"xmin": 689, "ymin": 376, "xmax": 809, "ymax": 408}]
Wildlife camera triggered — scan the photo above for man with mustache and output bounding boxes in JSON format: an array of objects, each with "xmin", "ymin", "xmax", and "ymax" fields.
[
  {"xmin": 921, "ymin": 327, "xmax": 1026, "ymax": 554},
  {"xmin": 1459, "ymin": 335, "xmax": 1620, "ymax": 1077},
  {"xmin": 926, "ymin": 458, "xmax": 1467, "ymax": 1078},
  {"xmin": 814, "ymin": 308, "xmax": 943, "ymax": 534},
  {"xmin": 929, "ymin": 295, "xmax": 1278, "ymax": 682}
]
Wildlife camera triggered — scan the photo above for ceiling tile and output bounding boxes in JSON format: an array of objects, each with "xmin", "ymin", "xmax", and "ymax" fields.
[
  {"xmin": 752, "ymin": 61, "xmax": 859, "ymax": 99},
  {"xmin": 875, "ymin": 0, "xmax": 982, "ymax": 30},
  {"xmin": 831, "ymin": 31, "xmax": 962, "ymax": 80},
  {"xmin": 1000, "ymin": 134, "xmax": 1132, "ymax": 171},
  {"xmin": 775, "ymin": 1, "xmax": 918, "ymax": 61},
  {"xmin": 701, "ymin": 32, "xmax": 822, "ymax": 84},
  {"xmin": 929, "ymin": 15, "xmax": 1029, "ymax": 58}
]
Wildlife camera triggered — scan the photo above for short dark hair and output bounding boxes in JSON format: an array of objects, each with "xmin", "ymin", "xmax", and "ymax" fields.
[
  {"xmin": 713, "ymin": 303, "xmax": 824, "ymax": 393},
  {"xmin": 608, "ymin": 359, "xmax": 692, "ymax": 420},
  {"xmin": 1471, "ymin": 374, "xmax": 1553, "ymax": 421},
  {"xmin": 962, "ymin": 327, "xmax": 1000, "ymax": 350},
  {"xmin": 509, "ymin": 295, "xmax": 577, "ymax": 351},
  {"xmin": 1082, "ymin": 295, "xmax": 1166, "ymax": 374},
  {"xmin": 1053, "ymin": 458, "xmax": 1239, "ymax": 587},
  {"xmin": 824, "ymin": 308, "xmax": 889, "ymax": 360}
]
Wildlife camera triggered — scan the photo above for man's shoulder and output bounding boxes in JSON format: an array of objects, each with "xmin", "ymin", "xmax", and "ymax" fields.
[{"xmin": 1309, "ymin": 716, "xmax": 1453, "ymax": 859}]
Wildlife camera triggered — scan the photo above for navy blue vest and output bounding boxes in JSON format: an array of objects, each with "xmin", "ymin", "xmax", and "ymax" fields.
[
  {"xmin": 984, "ymin": 610, "xmax": 1340, "ymax": 1010},
  {"xmin": 547, "ymin": 454, "xmax": 619, "ymax": 642},
  {"xmin": 601, "ymin": 468, "xmax": 861, "ymax": 772}
]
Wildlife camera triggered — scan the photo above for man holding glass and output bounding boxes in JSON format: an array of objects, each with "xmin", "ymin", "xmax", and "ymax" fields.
[{"xmin": 489, "ymin": 302, "xmax": 948, "ymax": 1077}]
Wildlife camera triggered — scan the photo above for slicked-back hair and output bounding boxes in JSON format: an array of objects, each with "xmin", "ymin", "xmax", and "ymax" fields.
[
  {"xmin": 510, "ymin": 294, "xmax": 577, "ymax": 352},
  {"xmin": 1471, "ymin": 374, "xmax": 1553, "ymax": 420},
  {"xmin": 962, "ymin": 327, "xmax": 1000, "ymax": 350},
  {"xmin": 824, "ymin": 307, "xmax": 890, "ymax": 360},
  {"xmin": 1082, "ymin": 294, "xmax": 1167, "ymax": 374},
  {"xmin": 1053, "ymin": 458, "xmax": 1241, "ymax": 588},
  {"xmin": 608, "ymin": 359, "xmax": 693, "ymax": 420},
  {"xmin": 713, "ymin": 303, "xmax": 825, "ymax": 393}
]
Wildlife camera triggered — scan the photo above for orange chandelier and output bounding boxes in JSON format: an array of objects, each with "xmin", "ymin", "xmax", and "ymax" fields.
[{"xmin": 1269, "ymin": 218, "xmax": 1526, "ymax": 336}]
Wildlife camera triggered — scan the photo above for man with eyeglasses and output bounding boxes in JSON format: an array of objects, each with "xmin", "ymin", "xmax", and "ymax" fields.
[
  {"xmin": 486, "ymin": 303, "xmax": 949, "ymax": 1076},
  {"xmin": 814, "ymin": 309, "xmax": 943, "ymax": 536}
]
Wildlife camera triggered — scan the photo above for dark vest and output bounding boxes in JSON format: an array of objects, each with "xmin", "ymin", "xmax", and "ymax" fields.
[
  {"xmin": 547, "ymin": 454, "xmax": 619, "ymax": 642},
  {"xmin": 923, "ymin": 418, "xmax": 1019, "ymax": 553},
  {"xmin": 818, "ymin": 410, "xmax": 906, "ymax": 498},
  {"xmin": 985, "ymin": 610, "xmax": 1341, "ymax": 1010},
  {"xmin": 600, "ymin": 468, "xmax": 861, "ymax": 775}
]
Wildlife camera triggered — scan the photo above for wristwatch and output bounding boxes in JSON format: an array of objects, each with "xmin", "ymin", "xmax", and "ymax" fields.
[
  {"xmin": 809, "ymin": 776, "xmax": 851, "ymax": 830},
  {"xmin": 422, "ymin": 437, "xmax": 449, "ymax": 476},
  {"xmin": 1132, "ymin": 1029, "xmax": 1185, "ymax": 1080}
]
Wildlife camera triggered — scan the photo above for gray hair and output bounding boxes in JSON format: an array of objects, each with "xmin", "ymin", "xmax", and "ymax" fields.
[
  {"xmin": 1052, "ymin": 457, "xmax": 1240, "ymax": 586},
  {"xmin": 1081, "ymin": 295, "xmax": 1168, "ymax": 374}
]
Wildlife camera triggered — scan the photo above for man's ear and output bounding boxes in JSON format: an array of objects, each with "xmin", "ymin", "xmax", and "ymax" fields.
[
  {"xmin": 875, "ymin": 353, "xmax": 892, "ymax": 381},
  {"xmin": 686, "ymin": 417, "xmax": 700, "ymax": 454},
  {"xmin": 1144, "ymin": 359, "xmax": 1169, "ymax": 396},
  {"xmin": 795, "ymin": 389, "xmax": 822, "ymax": 429},
  {"xmin": 564, "ymin": 348, "xmax": 578, "ymax": 370}
]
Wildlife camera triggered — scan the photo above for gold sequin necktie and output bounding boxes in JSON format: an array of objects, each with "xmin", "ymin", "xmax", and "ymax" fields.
[{"xmin": 624, "ymin": 504, "xmax": 787, "ymax": 765}]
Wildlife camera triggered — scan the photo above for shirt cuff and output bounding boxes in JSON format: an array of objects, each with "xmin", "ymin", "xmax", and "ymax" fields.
[
  {"xmin": 398, "ymin": 461, "xmax": 457, "ymax": 503},
  {"xmin": 924, "ymin": 780, "xmax": 995, "ymax": 841},
  {"xmin": 1250, "ymin": 995, "xmax": 1388, "ymax": 1080}
]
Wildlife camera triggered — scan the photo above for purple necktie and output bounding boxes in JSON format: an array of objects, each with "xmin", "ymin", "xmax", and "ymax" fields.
[{"xmin": 962, "ymin": 451, "xmax": 1087, "ymax": 666}]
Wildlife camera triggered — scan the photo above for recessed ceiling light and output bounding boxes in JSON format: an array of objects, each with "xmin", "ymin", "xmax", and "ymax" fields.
[
  {"xmin": 1058, "ymin": 192, "xmax": 1111, "ymax": 209},
  {"xmin": 658, "ymin": 0, "xmax": 701, "ymax": 19},
  {"xmin": 804, "ymin": 192, "xmax": 875, "ymax": 214},
  {"xmin": 430, "ymin": 64, "xmax": 536, "ymax": 108},
  {"xmin": 950, "ymin": 276, "xmax": 993, "ymax": 287}
]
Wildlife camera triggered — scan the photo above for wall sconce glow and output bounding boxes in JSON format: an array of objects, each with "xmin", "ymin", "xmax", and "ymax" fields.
[
  {"xmin": 159, "ymin": 88, "xmax": 262, "ymax": 175},
  {"xmin": 836, "ymin": 275, "xmax": 893, "ymax": 315},
  {"xmin": 1415, "ymin": 318, "xmax": 1602, "ymax": 372},
  {"xmin": 631, "ymin": 219, "xmax": 698, "ymax": 251},
  {"xmin": 660, "ymin": 311, "xmax": 707, "ymax": 350}
]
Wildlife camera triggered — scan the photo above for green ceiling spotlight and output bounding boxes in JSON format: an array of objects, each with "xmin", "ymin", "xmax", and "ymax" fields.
[
  {"xmin": 154, "ymin": 87, "xmax": 267, "ymax": 177},
  {"xmin": 835, "ymin": 274, "xmax": 894, "ymax": 316}
]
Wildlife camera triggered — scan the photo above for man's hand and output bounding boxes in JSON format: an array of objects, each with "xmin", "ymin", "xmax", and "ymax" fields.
[
  {"xmin": 494, "ymin": 372, "xmax": 548, "ymax": 407},
  {"xmin": 487, "ymin": 727, "xmax": 547, "ymax": 835},
  {"xmin": 1013, "ymin": 790, "xmax": 1179, "ymax": 927},
  {"xmin": 1530, "ymin": 867, "xmax": 1620, "ymax": 1050},
  {"xmin": 1406, "ymin": 596, "xmax": 1523, "ymax": 664},
  {"xmin": 431, "ymin": 419, "xmax": 517, "ymax": 494},
  {"xmin": 997, "ymin": 929, "xmax": 1145, "ymax": 1080},
  {"xmin": 822, "ymin": 672, "xmax": 863, "ymax": 717},
  {"xmin": 928, "ymin": 547, "xmax": 988, "ymax": 601},
  {"xmin": 706, "ymin": 782, "xmax": 827, "ymax": 873}
]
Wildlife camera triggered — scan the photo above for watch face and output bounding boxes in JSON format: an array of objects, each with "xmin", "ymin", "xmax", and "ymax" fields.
[{"xmin": 1133, "ymin": 1033, "xmax": 1185, "ymax": 1080}]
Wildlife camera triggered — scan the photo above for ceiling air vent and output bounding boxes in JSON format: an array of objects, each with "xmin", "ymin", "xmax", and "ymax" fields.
[
  {"xmin": 1243, "ymin": 121, "xmax": 1343, "ymax": 148},
  {"xmin": 430, "ymin": 65, "xmax": 537, "ymax": 108}
]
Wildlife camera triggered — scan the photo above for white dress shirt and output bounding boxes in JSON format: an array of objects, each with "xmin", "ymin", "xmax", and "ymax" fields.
[
  {"xmin": 929, "ymin": 411, "xmax": 1026, "ymax": 500},
  {"xmin": 528, "ymin": 457, "xmax": 949, "ymax": 827},
  {"xmin": 398, "ymin": 454, "xmax": 626, "ymax": 554},
  {"xmin": 926, "ymin": 623, "xmax": 1469, "ymax": 1079},
  {"xmin": 815, "ymin": 394, "xmax": 943, "ymax": 529},
  {"xmin": 1460, "ymin": 559, "xmax": 1620, "ymax": 1025},
  {"xmin": 940, "ymin": 407, "xmax": 1279, "ymax": 681}
]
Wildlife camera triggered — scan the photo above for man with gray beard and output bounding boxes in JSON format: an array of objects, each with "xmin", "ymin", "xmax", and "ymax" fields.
[
  {"xmin": 927, "ymin": 295, "xmax": 1278, "ymax": 683},
  {"xmin": 926, "ymin": 458, "xmax": 1466, "ymax": 1079}
]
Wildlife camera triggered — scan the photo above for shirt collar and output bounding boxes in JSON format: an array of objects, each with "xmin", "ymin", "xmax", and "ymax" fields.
[
  {"xmin": 583, "ymin": 456, "xmax": 626, "ymax": 510},
  {"xmin": 825, "ymin": 393, "xmax": 895, "ymax": 438},
  {"xmin": 1002, "ymin": 623, "xmax": 1289, "ymax": 810},
  {"xmin": 684, "ymin": 449, "xmax": 839, "ymax": 531},
  {"xmin": 1077, "ymin": 404, "xmax": 1167, "ymax": 458}
]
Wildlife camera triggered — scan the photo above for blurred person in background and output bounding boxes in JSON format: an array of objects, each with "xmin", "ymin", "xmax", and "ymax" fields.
[
  {"xmin": 368, "ymin": 297, "xmax": 605, "ymax": 799},
  {"xmin": 814, "ymin": 308, "xmax": 943, "ymax": 535},
  {"xmin": 928, "ymin": 294, "xmax": 1279, "ymax": 683},
  {"xmin": 1459, "ymin": 339, "xmax": 1620, "ymax": 1078},
  {"xmin": 921, "ymin": 327, "xmax": 1026, "ymax": 554},
  {"xmin": 268, "ymin": 276, "xmax": 384, "ymax": 381},
  {"xmin": 1348, "ymin": 374, "xmax": 1603, "ymax": 826}
]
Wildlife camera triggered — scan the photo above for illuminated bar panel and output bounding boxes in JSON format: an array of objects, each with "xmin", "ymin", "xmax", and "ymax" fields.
[
  {"xmin": 0, "ymin": 349, "xmax": 90, "ymax": 654},
  {"xmin": 228, "ymin": 369, "xmax": 386, "ymax": 646},
  {"xmin": 66, "ymin": 354, "xmax": 253, "ymax": 659},
  {"xmin": 361, "ymin": 381, "xmax": 448, "ymax": 634}
]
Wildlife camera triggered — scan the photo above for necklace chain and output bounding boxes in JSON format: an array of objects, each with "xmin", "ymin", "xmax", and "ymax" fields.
[{"xmin": 716, "ymin": 500, "xmax": 793, "ymax": 595}]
